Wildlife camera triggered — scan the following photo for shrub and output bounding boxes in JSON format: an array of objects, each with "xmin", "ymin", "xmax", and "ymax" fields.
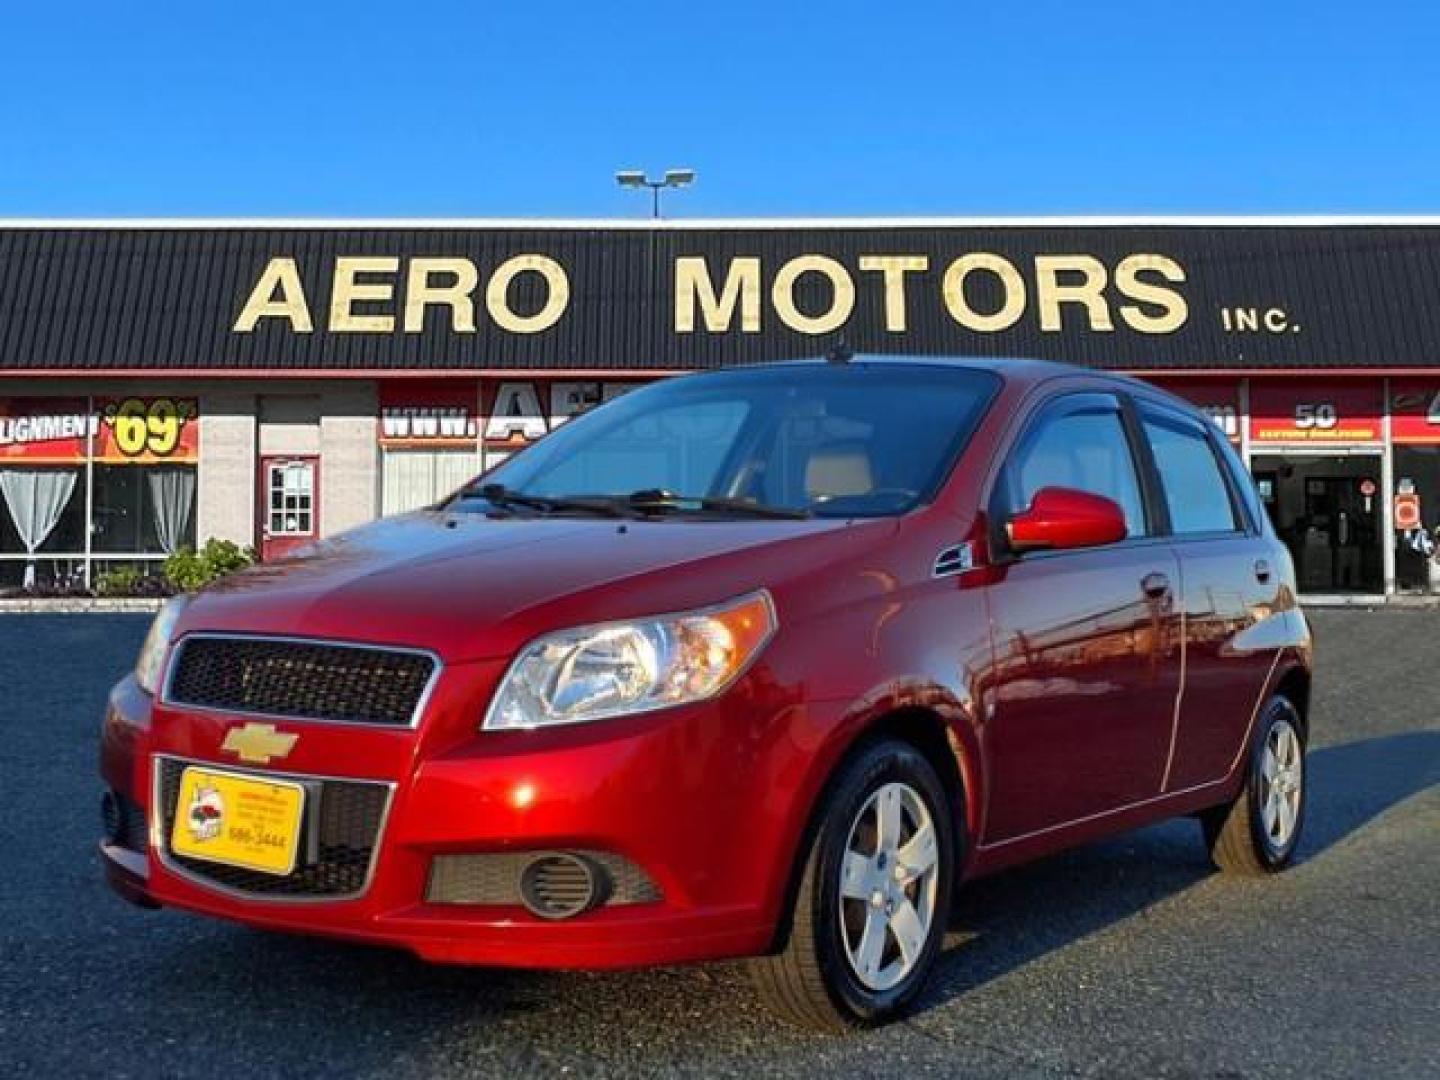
[
  {"xmin": 95, "ymin": 565, "xmax": 143, "ymax": 597},
  {"xmin": 94, "ymin": 566, "xmax": 176, "ymax": 598},
  {"xmin": 163, "ymin": 538, "xmax": 257, "ymax": 592}
]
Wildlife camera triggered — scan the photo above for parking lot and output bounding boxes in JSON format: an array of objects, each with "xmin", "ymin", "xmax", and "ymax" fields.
[{"xmin": 0, "ymin": 609, "xmax": 1434, "ymax": 1078}]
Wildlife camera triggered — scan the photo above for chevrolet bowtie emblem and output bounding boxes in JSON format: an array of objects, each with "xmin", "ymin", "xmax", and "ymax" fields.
[{"xmin": 221, "ymin": 722, "xmax": 299, "ymax": 765}]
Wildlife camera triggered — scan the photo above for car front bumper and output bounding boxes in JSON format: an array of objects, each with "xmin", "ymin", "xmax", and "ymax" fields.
[{"xmin": 99, "ymin": 662, "xmax": 837, "ymax": 970}]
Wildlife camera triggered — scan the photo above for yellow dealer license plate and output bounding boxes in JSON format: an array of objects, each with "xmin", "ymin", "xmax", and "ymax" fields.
[{"xmin": 170, "ymin": 766, "xmax": 305, "ymax": 876}]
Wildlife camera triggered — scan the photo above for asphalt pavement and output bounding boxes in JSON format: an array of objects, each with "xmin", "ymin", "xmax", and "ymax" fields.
[{"xmin": 0, "ymin": 609, "xmax": 1435, "ymax": 1078}]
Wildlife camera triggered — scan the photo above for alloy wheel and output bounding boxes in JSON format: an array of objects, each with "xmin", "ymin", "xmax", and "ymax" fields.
[
  {"xmin": 838, "ymin": 781, "xmax": 940, "ymax": 992},
  {"xmin": 1259, "ymin": 716, "xmax": 1304, "ymax": 849}
]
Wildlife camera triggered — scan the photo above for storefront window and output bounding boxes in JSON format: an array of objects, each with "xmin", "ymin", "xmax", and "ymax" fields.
[
  {"xmin": 381, "ymin": 450, "xmax": 483, "ymax": 516},
  {"xmin": 91, "ymin": 464, "xmax": 198, "ymax": 554},
  {"xmin": 0, "ymin": 396, "xmax": 199, "ymax": 591},
  {"xmin": 1394, "ymin": 447, "xmax": 1440, "ymax": 594},
  {"xmin": 0, "ymin": 467, "xmax": 86, "ymax": 587},
  {"xmin": 0, "ymin": 557, "xmax": 87, "ymax": 590}
]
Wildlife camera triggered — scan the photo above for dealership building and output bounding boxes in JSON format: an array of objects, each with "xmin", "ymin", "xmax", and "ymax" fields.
[{"xmin": 2, "ymin": 217, "xmax": 1439, "ymax": 600}]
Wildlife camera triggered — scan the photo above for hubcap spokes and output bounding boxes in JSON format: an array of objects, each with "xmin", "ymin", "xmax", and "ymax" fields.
[
  {"xmin": 839, "ymin": 782, "xmax": 939, "ymax": 991},
  {"xmin": 1259, "ymin": 719, "xmax": 1303, "ymax": 848}
]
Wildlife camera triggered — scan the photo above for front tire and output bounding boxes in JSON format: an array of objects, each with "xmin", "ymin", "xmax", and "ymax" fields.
[
  {"xmin": 1202, "ymin": 694, "xmax": 1307, "ymax": 875},
  {"xmin": 749, "ymin": 739, "xmax": 955, "ymax": 1031}
]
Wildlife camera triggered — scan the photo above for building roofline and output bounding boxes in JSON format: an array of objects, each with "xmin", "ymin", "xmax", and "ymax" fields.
[
  {"xmin": 3, "ymin": 365, "xmax": 1439, "ymax": 381},
  {"xmin": 4, "ymin": 214, "xmax": 1440, "ymax": 230}
]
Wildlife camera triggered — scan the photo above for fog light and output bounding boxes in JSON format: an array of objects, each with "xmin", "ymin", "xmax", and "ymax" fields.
[{"xmin": 518, "ymin": 853, "xmax": 610, "ymax": 919}]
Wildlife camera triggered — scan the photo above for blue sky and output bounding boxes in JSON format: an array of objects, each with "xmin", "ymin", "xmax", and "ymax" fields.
[{"xmin": 0, "ymin": 1, "xmax": 1435, "ymax": 217}]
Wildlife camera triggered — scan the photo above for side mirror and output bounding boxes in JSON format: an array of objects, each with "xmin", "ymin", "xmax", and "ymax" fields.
[{"xmin": 1006, "ymin": 486, "xmax": 1128, "ymax": 553}]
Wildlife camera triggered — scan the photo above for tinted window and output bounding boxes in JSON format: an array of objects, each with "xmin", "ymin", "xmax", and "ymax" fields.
[
  {"xmin": 1142, "ymin": 412, "xmax": 1239, "ymax": 534},
  {"xmin": 517, "ymin": 399, "xmax": 750, "ymax": 499},
  {"xmin": 481, "ymin": 366, "xmax": 1000, "ymax": 518},
  {"xmin": 1011, "ymin": 406, "xmax": 1148, "ymax": 537},
  {"xmin": 1214, "ymin": 435, "xmax": 1262, "ymax": 531}
]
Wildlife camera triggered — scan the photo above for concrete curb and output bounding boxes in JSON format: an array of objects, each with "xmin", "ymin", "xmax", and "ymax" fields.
[{"xmin": 0, "ymin": 597, "xmax": 166, "ymax": 614}]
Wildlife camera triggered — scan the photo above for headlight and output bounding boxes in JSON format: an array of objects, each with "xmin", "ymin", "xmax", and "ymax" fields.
[
  {"xmin": 135, "ymin": 595, "xmax": 188, "ymax": 695},
  {"xmin": 484, "ymin": 591, "xmax": 777, "ymax": 731}
]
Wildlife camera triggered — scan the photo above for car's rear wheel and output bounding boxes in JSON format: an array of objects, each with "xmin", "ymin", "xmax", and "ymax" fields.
[
  {"xmin": 1202, "ymin": 694, "xmax": 1306, "ymax": 875},
  {"xmin": 749, "ymin": 738, "xmax": 955, "ymax": 1031}
]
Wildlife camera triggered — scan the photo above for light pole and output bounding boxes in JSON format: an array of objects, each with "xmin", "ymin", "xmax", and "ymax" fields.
[{"xmin": 615, "ymin": 168, "xmax": 696, "ymax": 218}]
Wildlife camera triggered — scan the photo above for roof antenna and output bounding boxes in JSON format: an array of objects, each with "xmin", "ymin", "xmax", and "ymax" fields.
[{"xmin": 826, "ymin": 339, "xmax": 853, "ymax": 365}]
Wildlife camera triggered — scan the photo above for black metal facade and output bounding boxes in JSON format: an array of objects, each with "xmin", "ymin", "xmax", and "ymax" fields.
[{"xmin": 3, "ymin": 223, "xmax": 1439, "ymax": 374}]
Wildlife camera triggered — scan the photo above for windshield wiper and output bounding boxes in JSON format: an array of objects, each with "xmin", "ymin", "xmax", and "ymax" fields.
[
  {"xmin": 457, "ymin": 483, "xmax": 634, "ymax": 518},
  {"xmin": 454, "ymin": 483, "xmax": 810, "ymax": 520},
  {"xmin": 625, "ymin": 489, "xmax": 813, "ymax": 520}
]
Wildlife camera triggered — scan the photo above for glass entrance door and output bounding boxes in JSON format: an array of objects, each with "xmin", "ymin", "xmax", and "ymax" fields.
[{"xmin": 1252, "ymin": 454, "xmax": 1383, "ymax": 594}]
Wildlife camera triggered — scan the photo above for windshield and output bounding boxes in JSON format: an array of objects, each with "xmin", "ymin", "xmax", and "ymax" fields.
[{"xmin": 462, "ymin": 364, "xmax": 1000, "ymax": 518}]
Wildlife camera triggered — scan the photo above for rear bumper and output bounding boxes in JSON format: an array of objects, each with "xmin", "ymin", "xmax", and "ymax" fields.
[{"xmin": 100, "ymin": 668, "xmax": 838, "ymax": 970}]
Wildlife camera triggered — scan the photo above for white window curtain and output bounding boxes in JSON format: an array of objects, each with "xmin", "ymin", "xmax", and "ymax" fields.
[
  {"xmin": 382, "ymin": 450, "xmax": 484, "ymax": 516},
  {"xmin": 0, "ymin": 468, "xmax": 79, "ymax": 587},
  {"xmin": 147, "ymin": 467, "xmax": 197, "ymax": 554}
]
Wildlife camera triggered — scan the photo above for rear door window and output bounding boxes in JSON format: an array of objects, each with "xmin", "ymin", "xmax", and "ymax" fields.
[{"xmin": 1140, "ymin": 409, "xmax": 1241, "ymax": 535}]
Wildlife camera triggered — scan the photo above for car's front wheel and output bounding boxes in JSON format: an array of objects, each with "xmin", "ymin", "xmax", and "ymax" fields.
[
  {"xmin": 749, "ymin": 738, "xmax": 955, "ymax": 1031},
  {"xmin": 1202, "ymin": 693, "xmax": 1307, "ymax": 874}
]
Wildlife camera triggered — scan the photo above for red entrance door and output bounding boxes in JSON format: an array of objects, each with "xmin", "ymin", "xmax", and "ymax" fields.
[{"xmin": 258, "ymin": 456, "xmax": 320, "ymax": 560}]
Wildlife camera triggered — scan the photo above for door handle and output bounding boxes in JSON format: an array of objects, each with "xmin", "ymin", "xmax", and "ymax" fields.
[
  {"xmin": 1141, "ymin": 572, "xmax": 1172, "ymax": 599},
  {"xmin": 1254, "ymin": 559, "xmax": 1272, "ymax": 583}
]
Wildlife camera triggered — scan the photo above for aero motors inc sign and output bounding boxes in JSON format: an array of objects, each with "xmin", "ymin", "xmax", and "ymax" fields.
[{"xmin": 3, "ymin": 224, "xmax": 1435, "ymax": 373}]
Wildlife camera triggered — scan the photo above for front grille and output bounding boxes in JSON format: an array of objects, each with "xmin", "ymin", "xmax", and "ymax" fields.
[
  {"xmin": 166, "ymin": 635, "xmax": 436, "ymax": 726},
  {"xmin": 156, "ymin": 757, "xmax": 390, "ymax": 899}
]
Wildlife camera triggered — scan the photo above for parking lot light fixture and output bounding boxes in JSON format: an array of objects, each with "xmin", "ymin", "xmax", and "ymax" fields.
[{"xmin": 614, "ymin": 168, "xmax": 696, "ymax": 218}]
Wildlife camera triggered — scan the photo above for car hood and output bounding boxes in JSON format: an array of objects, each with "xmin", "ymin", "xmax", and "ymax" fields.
[{"xmin": 178, "ymin": 510, "xmax": 884, "ymax": 661}]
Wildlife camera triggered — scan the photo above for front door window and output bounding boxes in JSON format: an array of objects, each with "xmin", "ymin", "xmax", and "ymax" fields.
[
  {"xmin": 259, "ymin": 457, "xmax": 318, "ymax": 561},
  {"xmin": 268, "ymin": 462, "xmax": 313, "ymax": 536}
]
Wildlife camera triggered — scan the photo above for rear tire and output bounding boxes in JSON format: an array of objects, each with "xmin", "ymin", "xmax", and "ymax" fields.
[
  {"xmin": 1202, "ymin": 694, "xmax": 1306, "ymax": 875},
  {"xmin": 749, "ymin": 739, "xmax": 955, "ymax": 1031}
]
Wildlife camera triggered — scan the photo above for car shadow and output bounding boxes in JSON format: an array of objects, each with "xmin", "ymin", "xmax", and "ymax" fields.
[
  {"xmin": 126, "ymin": 731, "xmax": 1437, "ymax": 1066},
  {"xmin": 916, "ymin": 729, "xmax": 1440, "ymax": 1012}
]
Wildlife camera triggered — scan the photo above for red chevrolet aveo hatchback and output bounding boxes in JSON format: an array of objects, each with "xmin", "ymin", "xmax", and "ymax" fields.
[{"xmin": 101, "ymin": 357, "xmax": 1312, "ymax": 1029}]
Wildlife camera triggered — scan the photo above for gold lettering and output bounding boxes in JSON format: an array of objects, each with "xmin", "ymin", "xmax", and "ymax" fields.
[
  {"xmin": 1115, "ymin": 254, "xmax": 1187, "ymax": 333},
  {"xmin": 772, "ymin": 255, "xmax": 855, "ymax": 335},
  {"xmin": 942, "ymin": 254, "xmax": 1026, "ymax": 332},
  {"xmin": 1035, "ymin": 255, "xmax": 1112, "ymax": 332},
  {"xmin": 403, "ymin": 258, "xmax": 479, "ymax": 333},
  {"xmin": 674, "ymin": 256, "xmax": 761, "ymax": 332},
  {"xmin": 858, "ymin": 255, "xmax": 928, "ymax": 332},
  {"xmin": 330, "ymin": 256, "xmax": 399, "ymax": 333},
  {"xmin": 233, "ymin": 257, "xmax": 313, "ymax": 333},
  {"xmin": 486, "ymin": 255, "xmax": 569, "ymax": 334}
]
